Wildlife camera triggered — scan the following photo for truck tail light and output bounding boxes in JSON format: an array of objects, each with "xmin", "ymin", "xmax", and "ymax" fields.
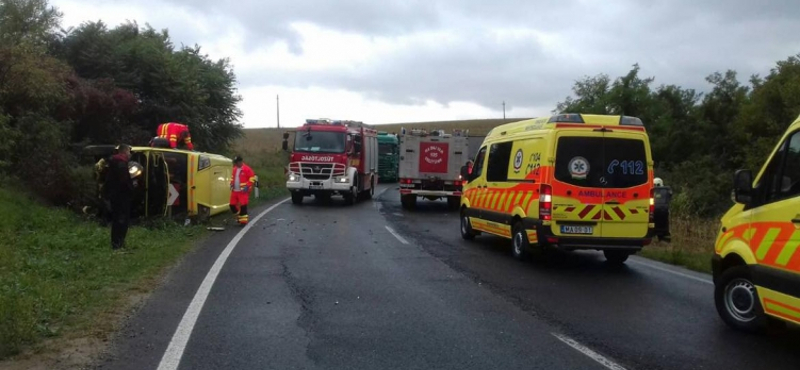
[
  {"xmin": 454, "ymin": 180, "xmax": 462, "ymax": 186},
  {"xmin": 400, "ymin": 178, "xmax": 412, "ymax": 184},
  {"xmin": 539, "ymin": 184, "xmax": 552, "ymax": 221},
  {"xmin": 649, "ymin": 188, "xmax": 655, "ymax": 223}
]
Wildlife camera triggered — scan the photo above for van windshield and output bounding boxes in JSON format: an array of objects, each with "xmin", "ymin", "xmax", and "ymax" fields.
[{"xmin": 555, "ymin": 137, "xmax": 647, "ymax": 188}]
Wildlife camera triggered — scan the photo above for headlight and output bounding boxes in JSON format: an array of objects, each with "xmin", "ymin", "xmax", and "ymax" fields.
[
  {"xmin": 288, "ymin": 173, "xmax": 299, "ymax": 182},
  {"xmin": 337, "ymin": 176, "xmax": 349, "ymax": 183},
  {"xmin": 128, "ymin": 161, "xmax": 143, "ymax": 179}
]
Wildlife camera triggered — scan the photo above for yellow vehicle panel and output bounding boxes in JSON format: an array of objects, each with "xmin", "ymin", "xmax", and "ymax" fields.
[{"xmin": 713, "ymin": 114, "xmax": 800, "ymax": 331}]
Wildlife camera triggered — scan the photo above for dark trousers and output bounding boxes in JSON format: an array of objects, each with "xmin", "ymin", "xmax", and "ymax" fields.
[{"xmin": 110, "ymin": 197, "xmax": 131, "ymax": 249}]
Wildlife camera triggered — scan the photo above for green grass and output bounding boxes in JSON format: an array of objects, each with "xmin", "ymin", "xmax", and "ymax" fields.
[
  {"xmin": 0, "ymin": 186, "xmax": 209, "ymax": 358},
  {"xmin": 639, "ymin": 216, "xmax": 720, "ymax": 274},
  {"xmin": 0, "ymin": 174, "xmax": 293, "ymax": 359}
]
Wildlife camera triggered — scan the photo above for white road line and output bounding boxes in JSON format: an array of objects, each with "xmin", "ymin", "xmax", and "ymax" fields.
[
  {"xmin": 376, "ymin": 186, "xmax": 390, "ymax": 198},
  {"xmin": 157, "ymin": 198, "xmax": 290, "ymax": 370},
  {"xmin": 628, "ymin": 259, "xmax": 713, "ymax": 285},
  {"xmin": 552, "ymin": 333, "xmax": 627, "ymax": 370},
  {"xmin": 385, "ymin": 225, "xmax": 409, "ymax": 245}
]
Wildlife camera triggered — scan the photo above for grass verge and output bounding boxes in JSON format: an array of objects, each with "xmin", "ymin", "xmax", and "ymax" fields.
[
  {"xmin": 0, "ymin": 186, "xmax": 207, "ymax": 359},
  {"xmin": 639, "ymin": 216, "xmax": 720, "ymax": 274},
  {"xmin": 0, "ymin": 168, "xmax": 290, "ymax": 361}
]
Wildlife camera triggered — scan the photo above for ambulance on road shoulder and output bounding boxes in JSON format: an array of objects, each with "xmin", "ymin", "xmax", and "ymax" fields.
[
  {"xmin": 460, "ymin": 113, "xmax": 655, "ymax": 265},
  {"xmin": 713, "ymin": 113, "xmax": 800, "ymax": 332}
]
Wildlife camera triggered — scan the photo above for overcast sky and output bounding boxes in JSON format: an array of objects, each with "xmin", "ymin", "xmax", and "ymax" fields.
[{"xmin": 52, "ymin": 0, "xmax": 800, "ymax": 128}]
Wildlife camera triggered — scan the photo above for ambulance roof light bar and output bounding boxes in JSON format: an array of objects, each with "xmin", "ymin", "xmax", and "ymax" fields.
[
  {"xmin": 547, "ymin": 113, "xmax": 585, "ymax": 123},
  {"xmin": 619, "ymin": 116, "xmax": 644, "ymax": 126}
]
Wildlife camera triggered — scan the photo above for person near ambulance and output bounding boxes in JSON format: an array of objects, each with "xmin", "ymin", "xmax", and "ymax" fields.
[
  {"xmin": 155, "ymin": 122, "xmax": 195, "ymax": 151},
  {"xmin": 229, "ymin": 155, "xmax": 256, "ymax": 225},
  {"xmin": 652, "ymin": 177, "xmax": 672, "ymax": 241}
]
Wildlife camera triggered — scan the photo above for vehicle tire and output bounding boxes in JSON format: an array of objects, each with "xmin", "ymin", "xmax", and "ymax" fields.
[
  {"xmin": 603, "ymin": 250, "xmax": 630, "ymax": 265},
  {"xmin": 460, "ymin": 211, "xmax": 476, "ymax": 240},
  {"xmin": 511, "ymin": 222, "xmax": 530, "ymax": 260},
  {"xmin": 401, "ymin": 194, "xmax": 416, "ymax": 210},
  {"xmin": 714, "ymin": 265, "xmax": 768, "ymax": 333},
  {"xmin": 291, "ymin": 192, "xmax": 303, "ymax": 205},
  {"xmin": 366, "ymin": 177, "xmax": 375, "ymax": 199},
  {"xmin": 447, "ymin": 196, "xmax": 460, "ymax": 210}
]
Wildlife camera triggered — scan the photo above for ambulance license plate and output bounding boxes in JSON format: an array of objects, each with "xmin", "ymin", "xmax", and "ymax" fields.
[{"xmin": 560, "ymin": 225, "xmax": 593, "ymax": 235}]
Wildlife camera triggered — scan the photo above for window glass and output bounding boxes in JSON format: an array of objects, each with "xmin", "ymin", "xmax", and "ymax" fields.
[{"xmin": 486, "ymin": 142, "xmax": 513, "ymax": 182}]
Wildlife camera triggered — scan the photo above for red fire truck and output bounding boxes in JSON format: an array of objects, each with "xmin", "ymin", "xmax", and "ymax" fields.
[{"xmin": 282, "ymin": 118, "xmax": 378, "ymax": 205}]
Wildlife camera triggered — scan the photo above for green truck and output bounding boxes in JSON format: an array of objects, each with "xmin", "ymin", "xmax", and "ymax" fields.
[{"xmin": 377, "ymin": 132, "xmax": 399, "ymax": 183}]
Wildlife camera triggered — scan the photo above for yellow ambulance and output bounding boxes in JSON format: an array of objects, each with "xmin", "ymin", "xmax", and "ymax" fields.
[
  {"xmin": 460, "ymin": 113, "xmax": 655, "ymax": 264},
  {"xmin": 713, "ymin": 114, "xmax": 800, "ymax": 332}
]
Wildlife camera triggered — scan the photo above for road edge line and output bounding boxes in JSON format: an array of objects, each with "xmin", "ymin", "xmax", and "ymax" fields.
[
  {"xmin": 156, "ymin": 198, "xmax": 290, "ymax": 370},
  {"xmin": 385, "ymin": 225, "xmax": 409, "ymax": 244},
  {"xmin": 628, "ymin": 258, "xmax": 713, "ymax": 285},
  {"xmin": 552, "ymin": 333, "xmax": 627, "ymax": 370}
]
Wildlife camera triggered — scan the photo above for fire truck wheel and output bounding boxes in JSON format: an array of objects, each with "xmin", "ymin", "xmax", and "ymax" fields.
[
  {"xmin": 344, "ymin": 187, "xmax": 356, "ymax": 205},
  {"xmin": 291, "ymin": 192, "xmax": 303, "ymax": 205},
  {"xmin": 401, "ymin": 194, "xmax": 416, "ymax": 210}
]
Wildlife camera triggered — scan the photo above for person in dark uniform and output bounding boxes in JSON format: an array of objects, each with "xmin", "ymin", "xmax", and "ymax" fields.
[
  {"xmin": 105, "ymin": 144, "xmax": 135, "ymax": 250},
  {"xmin": 653, "ymin": 177, "xmax": 672, "ymax": 242}
]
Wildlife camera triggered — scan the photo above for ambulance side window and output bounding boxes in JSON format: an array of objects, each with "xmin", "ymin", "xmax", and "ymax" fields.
[
  {"xmin": 472, "ymin": 147, "xmax": 487, "ymax": 178},
  {"xmin": 486, "ymin": 142, "xmax": 513, "ymax": 182},
  {"xmin": 761, "ymin": 131, "xmax": 800, "ymax": 204}
]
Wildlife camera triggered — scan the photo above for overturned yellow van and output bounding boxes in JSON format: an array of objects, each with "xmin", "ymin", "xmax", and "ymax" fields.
[
  {"xmin": 460, "ymin": 113, "xmax": 656, "ymax": 264},
  {"xmin": 83, "ymin": 145, "xmax": 233, "ymax": 221}
]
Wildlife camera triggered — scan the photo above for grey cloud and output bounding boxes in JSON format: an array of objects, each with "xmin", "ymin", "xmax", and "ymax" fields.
[{"xmin": 146, "ymin": 0, "xmax": 800, "ymax": 111}]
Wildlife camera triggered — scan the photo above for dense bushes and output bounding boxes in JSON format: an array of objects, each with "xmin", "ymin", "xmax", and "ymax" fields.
[{"xmin": 0, "ymin": 0, "xmax": 243, "ymax": 207}]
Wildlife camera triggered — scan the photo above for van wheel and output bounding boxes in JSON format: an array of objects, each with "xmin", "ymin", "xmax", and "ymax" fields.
[
  {"xmin": 291, "ymin": 192, "xmax": 303, "ymax": 205},
  {"xmin": 603, "ymin": 250, "xmax": 630, "ymax": 265},
  {"xmin": 461, "ymin": 212, "xmax": 476, "ymax": 240},
  {"xmin": 714, "ymin": 266, "xmax": 768, "ymax": 333},
  {"xmin": 511, "ymin": 222, "xmax": 529, "ymax": 260}
]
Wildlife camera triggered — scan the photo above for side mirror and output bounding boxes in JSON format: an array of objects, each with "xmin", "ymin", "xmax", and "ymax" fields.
[
  {"xmin": 733, "ymin": 169, "xmax": 753, "ymax": 204},
  {"xmin": 282, "ymin": 132, "xmax": 290, "ymax": 140},
  {"xmin": 282, "ymin": 140, "xmax": 288, "ymax": 151}
]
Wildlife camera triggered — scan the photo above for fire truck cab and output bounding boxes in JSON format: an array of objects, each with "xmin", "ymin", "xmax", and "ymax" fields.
[{"xmin": 283, "ymin": 118, "xmax": 378, "ymax": 205}]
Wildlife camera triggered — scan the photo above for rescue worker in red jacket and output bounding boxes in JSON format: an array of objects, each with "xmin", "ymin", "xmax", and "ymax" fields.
[
  {"xmin": 230, "ymin": 155, "xmax": 256, "ymax": 225},
  {"xmin": 156, "ymin": 122, "xmax": 194, "ymax": 151}
]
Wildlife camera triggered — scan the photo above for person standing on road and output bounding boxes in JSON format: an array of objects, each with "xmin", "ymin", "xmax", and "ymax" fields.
[
  {"xmin": 230, "ymin": 155, "xmax": 256, "ymax": 225},
  {"xmin": 105, "ymin": 144, "xmax": 135, "ymax": 250}
]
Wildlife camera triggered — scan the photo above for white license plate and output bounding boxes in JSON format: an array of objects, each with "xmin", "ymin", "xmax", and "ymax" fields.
[
  {"xmin": 560, "ymin": 225, "xmax": 593, "ymax": 235},
  {"xmin": 309, "ymin": 183, "xmax": 323, "ymax": 189}
]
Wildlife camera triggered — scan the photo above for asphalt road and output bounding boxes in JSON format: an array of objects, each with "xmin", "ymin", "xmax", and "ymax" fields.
[{"xmin": 94, "ymin": 184, "xmax": 800, "ymax": 370}]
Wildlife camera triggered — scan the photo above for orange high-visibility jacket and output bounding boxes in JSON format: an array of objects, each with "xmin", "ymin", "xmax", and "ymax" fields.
[
  {"xmin": 156, "ymin": 122, "xmax": 194, "ymax": 151},
  {"xmin": 230, "ymin": 164, "xmax": 256, "ymax": 193}
]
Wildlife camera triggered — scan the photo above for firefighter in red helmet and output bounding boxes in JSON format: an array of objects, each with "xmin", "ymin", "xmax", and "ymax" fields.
[
  {"xmin": 230, "ymin": 155, "xmax": 256, "ymax": 225},
  {"xmin": 155, "ymin": 122, "xmax": 194, "ymax": 151}
]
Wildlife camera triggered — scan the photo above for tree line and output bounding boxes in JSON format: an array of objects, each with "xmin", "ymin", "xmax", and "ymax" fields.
[
  {"xmin": 0, "ymin": 0, "xmax": 244, "ymax": 206},
  {"xmin": 555, "ymin": 57, "xmax": 800, "ymax": 217}
]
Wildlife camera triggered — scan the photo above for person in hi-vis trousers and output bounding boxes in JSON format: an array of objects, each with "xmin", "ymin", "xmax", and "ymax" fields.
[{"xmin": 229, "ymin": 155, "xmax": 256, "ymax": 225}]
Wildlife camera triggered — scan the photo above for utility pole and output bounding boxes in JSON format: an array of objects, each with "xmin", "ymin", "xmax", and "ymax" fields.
[
  {"xmin": 276, "ymin": 94, "xmax": 280, "ymax": 129},
  {"xmin": 502, "ymin": 101, "xmax": 506, "ymax": 119}
]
